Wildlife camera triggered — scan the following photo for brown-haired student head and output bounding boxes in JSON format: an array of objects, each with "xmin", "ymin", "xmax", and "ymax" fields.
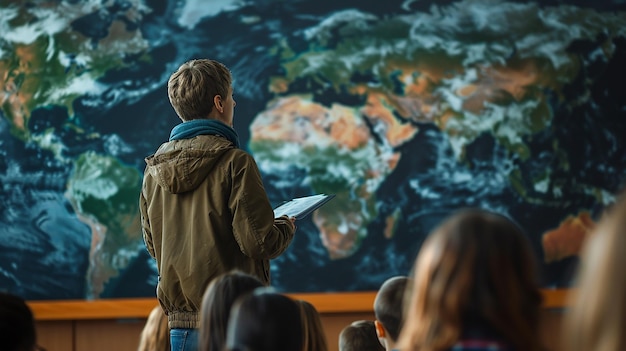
[
  {"xmin": 199, "ymin": 271, "xmax": 264, "ymax": 351},
  {"xmin": 397, "ymin": 209, "xmax": 543, "ymax": 351},
  {"xmin": 339, "ymin": 320, "xmax": 385, "ymax": 351},
  {"xmin": 296, "ymin": 299, "xmax": 329, "ymax": 351}
]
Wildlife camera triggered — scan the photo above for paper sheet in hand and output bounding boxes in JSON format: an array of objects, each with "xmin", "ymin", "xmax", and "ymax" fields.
[{"xmin": 273, "ymin": 194, "xmax": 335, "ymax": 219}]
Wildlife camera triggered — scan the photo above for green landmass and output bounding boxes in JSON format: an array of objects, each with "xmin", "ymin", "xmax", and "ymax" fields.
[
  {"xmin": 67, "ymin": 151, "xmax": 142, "ymax": 250},
  {"xmin": 0, "ymin": 3, "xmax": 149, "ymax": 142}
]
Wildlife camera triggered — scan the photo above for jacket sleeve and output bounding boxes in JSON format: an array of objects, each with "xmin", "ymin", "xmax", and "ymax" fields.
[
  {"xmin": 228, "ymin": 151, "xmax": 295, "ymax": 259},
  {"xmin": 139, "ymin": 184, "xmax": 156, "ymax": 259}
]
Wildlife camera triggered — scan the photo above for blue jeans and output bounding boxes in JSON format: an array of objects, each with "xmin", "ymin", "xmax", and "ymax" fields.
[{"xmin": 170, "ymin": 328, "xmax": 199, "ymax": 351}]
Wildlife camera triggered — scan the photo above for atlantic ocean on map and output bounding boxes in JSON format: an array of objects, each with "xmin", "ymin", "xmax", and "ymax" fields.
[{"xmin": 0, "ymin": 0, "xmax": 625, "ymax": 300}]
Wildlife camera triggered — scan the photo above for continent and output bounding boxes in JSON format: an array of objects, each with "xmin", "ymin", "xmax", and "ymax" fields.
[
  {"xmin": 0, "ymin": 1, "xmax": 150, "ymax": 141},
  {"xmin": 66, "ymin": 152, "xmax": 142, "ymax": 298},
  {"xmin": 542, "ymin": 211, "xmax": 595, "ymax": 263},
  {"xmin": 250, "ymin": 95, "xmax": 401, "ymax": 258},
  {"xmin": 0, "ymin": 41, "xmax": 45, "ymax": 134},
  {"xmin": 272, "ymin": 5, "xmax": 625, "ymax": 156},
  {"xmin": 263, "ymin": 3, "xmax": 626, "ymax": 243},
  {"xmin": 1, "ymin": 1, "xmax": 152, "ymax": 298}
]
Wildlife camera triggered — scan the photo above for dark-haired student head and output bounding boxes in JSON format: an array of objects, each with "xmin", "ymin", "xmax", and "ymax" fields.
[
  {"xmin": 225, "ymin": 289, "xmax": 303, "ymax": 351},
  {"xmin": 339, "ymin": 320, "xmax": 385, "ymax": 351},
  {"xmin": 199, "ymin": 271, "xmax": 264, "ymax": 351},
  {"xmin": 373, "ymin": 276, "xmax": 411, "ymax": 350},
  {"xmin": 397, "ymin": 209, "xmax": 543, "ymax": 351},
  {"xmin": 0, "ymin": 292, "xmax": 38, "ymax": 351}
]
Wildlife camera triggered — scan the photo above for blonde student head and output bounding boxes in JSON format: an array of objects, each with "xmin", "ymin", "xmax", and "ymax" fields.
[
  {"xmin": 137, "ymin": 305, "xmax": 169, "ymax": 351},
  {"xmin": 564, "ymin": 190, "xmax": 626, "ymax": 351}
]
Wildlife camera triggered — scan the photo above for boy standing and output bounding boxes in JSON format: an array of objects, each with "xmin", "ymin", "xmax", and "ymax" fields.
[{"xmin": 140, "ymin": 59, "xmax": 296, "ymax": 351}]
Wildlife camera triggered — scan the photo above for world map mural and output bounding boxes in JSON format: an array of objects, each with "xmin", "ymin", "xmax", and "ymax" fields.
[{"xmin": 1, "ymin": 0, "xmax": 625, "ymax": 300}]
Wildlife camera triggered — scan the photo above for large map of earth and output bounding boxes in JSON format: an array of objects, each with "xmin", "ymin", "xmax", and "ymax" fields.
[{"xmin": 1, "ymin": 0, "xmax": 625, "ymax": 300}]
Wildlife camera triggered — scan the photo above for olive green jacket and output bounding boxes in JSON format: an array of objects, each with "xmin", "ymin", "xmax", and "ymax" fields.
[{"xmin": 139, "ymin": 135, "xmax": 295, "ymax": 329}]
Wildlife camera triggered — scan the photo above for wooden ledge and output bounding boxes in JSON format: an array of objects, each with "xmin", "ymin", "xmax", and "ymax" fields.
[{"xmin": 28, "ymin": 289, "xmax": 570, "ymax": 321}]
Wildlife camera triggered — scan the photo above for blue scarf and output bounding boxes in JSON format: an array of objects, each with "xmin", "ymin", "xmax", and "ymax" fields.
[{"xmin": 169, "ymin": 119, "xmax": 240, "ymax": 148}]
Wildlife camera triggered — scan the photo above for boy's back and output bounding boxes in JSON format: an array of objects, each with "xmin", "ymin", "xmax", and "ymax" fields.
[{"xmin": 140, "ymin": 59, "xmax": 296, "ymax": 351}]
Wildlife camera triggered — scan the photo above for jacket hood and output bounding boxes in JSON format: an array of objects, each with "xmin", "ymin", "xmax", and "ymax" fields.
[{"xmin": 144, "ymin": 135, "xmax": 234, "ymax": 194}]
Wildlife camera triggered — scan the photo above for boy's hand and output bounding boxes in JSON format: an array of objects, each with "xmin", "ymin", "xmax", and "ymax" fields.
[
  {"xmin": 280, "ymin": 215, "xmax": 297, "ymax": 232},
  {"xmin": 288, "ymin": 216, "xmax": 297, "ymax": 232}
]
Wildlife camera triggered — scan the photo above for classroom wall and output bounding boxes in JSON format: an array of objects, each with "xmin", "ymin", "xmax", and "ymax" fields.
[{"xmin": 36, "ymin": 309, "xmax": 565, "ymax": 351}]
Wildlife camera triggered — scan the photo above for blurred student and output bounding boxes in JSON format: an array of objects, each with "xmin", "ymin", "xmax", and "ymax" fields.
[
  {"xmin": 339, "ymin": 320, "xmax": 385, "ymax": 351},
  {"xmin": 0, "ymin": 292, "xmax": 39, "ymax": 351},
  {"xmin": 373, "ymin": 276, "xmax": 411, "ymax": 351},
  {"xmin": 225, "ymin": 289, "xmax": 303, "ymax": 351},
  {"xmin": 140, "ymin": 58, "xmax": 296, "ymax": 351},
  {"xmin": 199, "ymin": 271, "xmax": 264, "ymax": 351},
  {"xmin": 138, "ymin": 306, "xmax": 170, "ymax": 351},
  {"xmin": 563, "ymin": 191, "xmax": 626, "ymax": 351},
  {"xmin": 296, "ymin": 299, "xmax": 329, "ymax": 351},
  {"xmin": 397, "ymin": 209, "xmax": 544, "ymax": 351}
]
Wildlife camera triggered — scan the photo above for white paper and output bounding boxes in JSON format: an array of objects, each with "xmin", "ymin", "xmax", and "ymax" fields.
[{"xmin": 273, "ymin": 194, "xmax": 334, "ymax": 219}]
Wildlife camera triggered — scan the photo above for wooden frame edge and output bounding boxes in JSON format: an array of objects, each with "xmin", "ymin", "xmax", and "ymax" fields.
[{"xmin": 28, "ymin": 289, "xmax": 570, "ymax": 321}]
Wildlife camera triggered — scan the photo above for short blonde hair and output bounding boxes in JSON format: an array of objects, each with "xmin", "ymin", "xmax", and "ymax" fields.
[
  {"xmin": 137, "ymin": 306, "xmax": 169, "ymax": 351},
  {"xmin": 564, "ymin": 191, "xmax": 626, "ymax": 351},
  {"xmin": 167, "ymin": 59, "xmax": 231, "ymax": 121}
]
